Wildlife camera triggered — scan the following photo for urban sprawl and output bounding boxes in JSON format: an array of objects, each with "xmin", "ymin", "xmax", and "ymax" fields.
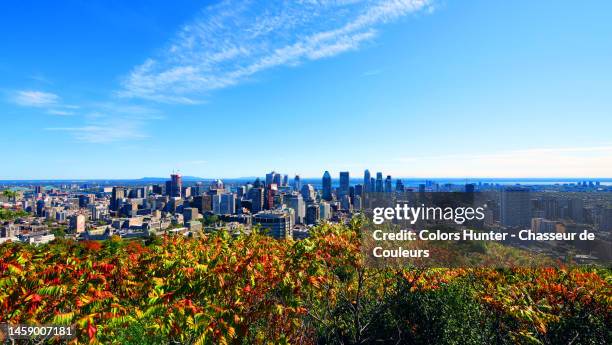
[{"xmin": 1, "ymin": 171, "xmax": 611, "ymax": 263}]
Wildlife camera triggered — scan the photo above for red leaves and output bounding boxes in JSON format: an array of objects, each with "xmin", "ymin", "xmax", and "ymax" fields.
[
  {"xmin": 82, "ymin": 241, "xmax": 102, "ymax": 251},
  {"xmin": 25, "ymin": 293, "xmax": 44, "ymax": 314},
  {"xmin": 86, "ymin": 321, "xmax": 97, "ymax": 340},
  {"xmin": 1, "ymin": 223, "xmax": 610, "ymax": 344},
  {"xmin": 95, "ymin": 262, "xmax": 116, "ymax": 273},
  {"xmin": 162, "ymin": 291, "xmax": 174, "ymax": 303},
  {"xmin": 125, "ymin": 241, "xmax": 146, "ymax": 254},
  {"xmin": 29, "ymin": 294, "xmax": 43, "ymax": 303}
]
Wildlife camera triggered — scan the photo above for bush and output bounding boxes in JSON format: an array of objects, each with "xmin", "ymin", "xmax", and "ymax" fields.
[{"xmin": 0, "ymin": 223, "xmax": 609, "ymax": 344}]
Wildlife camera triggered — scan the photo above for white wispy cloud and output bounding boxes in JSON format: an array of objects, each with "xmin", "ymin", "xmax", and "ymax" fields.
[
  {"xmin": 47, "ymin": 109, "xmax": 75, "ymax": 116},
  {"xmin": 13, "ymin": 90, "xmax": 59, "ymax": 107},
  {"xmin": 46, "ymin": 124, "xmax": 148, "ymax": 144},
  {"xmin": 12, "ymin": 89, "xmax": 81, "ymax": 116},
  {"xmin": 44, "ymin": 103, "xmax": 161, "ymax": 143},
  {"xmin": 119, "ymin": 0, "xmax": 433, "ymax": 103}
]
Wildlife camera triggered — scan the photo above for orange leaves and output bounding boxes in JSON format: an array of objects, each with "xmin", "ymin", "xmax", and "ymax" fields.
[
  {"xmin": 402, "ymin": 268, "xmax": 466, "ymax": 292},
  {"xmin": 474, "ymin": 266, "xmax": 611, "ymax": 342},
  {"xmin": 82, "ymin": 241, "xmax": 102, "ymax": 251},
  {"xmin": 307, "ymin": 276, "xmax": 326, "ymax": 289},
  {"xmin": 1, "ymin": 223, "xmax": 610, "ymax": 344},
  {"xmin": 125, "ymin": 240, "xmax": 147, "ymax": 254}
]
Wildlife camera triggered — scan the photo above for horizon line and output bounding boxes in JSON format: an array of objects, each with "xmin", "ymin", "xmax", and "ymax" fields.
[{"xmin": 2, "ymin": 177, "xmax": 612, "ymax": 182}]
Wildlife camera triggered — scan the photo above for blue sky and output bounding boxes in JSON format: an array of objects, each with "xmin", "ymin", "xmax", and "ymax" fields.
[{"xmin": 1, "ymin": 0, "xmax": 611, "ymax": 179}]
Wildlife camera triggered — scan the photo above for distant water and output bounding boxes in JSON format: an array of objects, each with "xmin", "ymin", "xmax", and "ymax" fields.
[
  {"xmin": 292, "ymin": 178, "xmax": 612, "ymax": 188},
  {"xmin": 1, "ymin": 177, "xmax": 611, "ymax": 188}
]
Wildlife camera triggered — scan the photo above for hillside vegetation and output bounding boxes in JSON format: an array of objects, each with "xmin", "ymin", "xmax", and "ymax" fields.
[{"xmin": 1, "ymin": 220, "xmax": 610, "ymax": 344}]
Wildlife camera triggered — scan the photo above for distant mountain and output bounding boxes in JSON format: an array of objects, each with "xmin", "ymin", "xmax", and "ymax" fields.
[{"xmin": 139, "ymin": 176, "xmax": 208, "ymax": 182}]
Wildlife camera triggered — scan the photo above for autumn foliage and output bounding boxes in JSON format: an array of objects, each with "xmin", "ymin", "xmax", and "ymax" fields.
[{"xmin": 1, "ymin": 220, "xmax": 610, "ymax": 344}]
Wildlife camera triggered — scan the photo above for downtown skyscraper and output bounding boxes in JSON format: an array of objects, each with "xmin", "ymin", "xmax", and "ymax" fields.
[
  {"xmin": 339, "ymin": 171, "xmax": 349, "ymax": 196},
  {"xmin": 322, "ymin": 171, "xmax": 332, "ymax": 201},
  {"xmin": 363, "ymin": 169, "xmax": 371, "ymax": 192}
]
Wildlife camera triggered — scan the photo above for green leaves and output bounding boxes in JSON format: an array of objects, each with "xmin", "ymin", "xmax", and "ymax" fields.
[
  {"xmin": 37, "ymin": 285, "xmax": 66, "ymax": 296},
  {"xmin": 0, "ymin": 224, "xmax": 609, "ymax": 344}
]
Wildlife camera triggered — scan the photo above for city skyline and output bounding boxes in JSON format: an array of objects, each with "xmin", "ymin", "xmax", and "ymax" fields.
[{"xmin": 2, "ymin": 0, "xmax": 612, "ymax": 179}]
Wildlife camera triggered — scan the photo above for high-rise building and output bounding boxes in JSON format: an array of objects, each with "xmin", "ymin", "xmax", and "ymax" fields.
[
  {"xmin": 168, "ymin": 174, "xmax": 182, "ymax": 198},
  {"xmin": 212, "ymin": 193, "xmax": 236, "ymax": 215},
  {"xmin": 364, "ymin": 170, "xmax": 371, "ymax": 192},
  {"xmin": 266, "ymin": 171, "xmax": 281, "ymax": 187},
  {"xmin": 78, "ymin": 194, "xmax": 94, "ymax": 208},
  {"xmin": 500, "ymin": 187, "xmax": 531, "ymax": 228},
  {"xmin": 395, "ymin": 180, "xmax": 405, "ymax": 192},
  {"xmin": 322, "ymin": 171, "xmax": 332, "ymax": 201},
  {"xmin": 235, "ymin": 186, "xmax": 246, "ymax": 198},
  {"xmin": 293, "ymin": 175, "xmax": 301, "ymax": 191},
  {"xmin": 128, "ymin": 188, "xmax": 145, "ymax": 199},
  {"xmin": 152, "ymin": 184, "xmax": 163, "ymax": 195},
  {"xmin": 306, "ymin": 204, "xmax": 320, "ymax": 225},
  {"xmin": 273, "ymin": 174, "xmax": 282, "ymax": 186},
  {"xmin": 355, "ymin": 184, "xmax": 364, "ymax": 198},
  {"xmin": 36, "ymin": 199, "xmax": 45, "ymax": 216},
  {"xmin": 384, "ymin": 175, "xmax": 392, "ymax": 193},
  {"xmin": 300, "ymin": 184, "xmax": 315, "ymax": 202},
  {"xmin": 265, "ymin": 184, "xmax": 278, "ymax": 210},
  {"xmin": 211, "ymin": 179, "xmax": 224, "ymax": 191},
  {"xmin": 183, "ymin": 208, "xmax": 199, "ymax": 223},
  {"xmin": 375, "ymin": 172, "xmax": 383, "ymax": 192},
  {"xmin": 340, "ymin": 195, "xmax": 351, "ymax": 210},
  {"xmin": 274, "ymin": 192, "xmax": 284, "ymax": 209},
  {"xmin": 69, "ymin": 214, "xmax": 86, "ymax": 233},
  {"xmin": 339, "ymin": 171, "xmax": 350, "ymax": 196},
  {"xmin": 286, "ymin": 193, "xmax": 305, "ymax": 224},
  {"xmin": 253, "ymin": 211, "xmax": 293, "ymax": 239},
  {"xmin": 320, "ymin": 201, "xmax": 331, "ymax": 220},
  {"xmin": 111, "ymin": 187, "xmax": 125, "ymax": 211},
  {"xmin": 249, "ymin": 187, "xmax": 265, "ymax": 213},
  {"xmin": 192, "ymin": 195, "xmax": 212, "ymax": 213},
  {"xmin": 88, "ymin": 204, "xmax": 106, "ymax": 220},
  {"xmin": 282, "ymin": 174, "xmax": 288, "ymax": 187},
  {"xmin": 122, "ymin": 202, "xmax": 138, "ymax": 217}
]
